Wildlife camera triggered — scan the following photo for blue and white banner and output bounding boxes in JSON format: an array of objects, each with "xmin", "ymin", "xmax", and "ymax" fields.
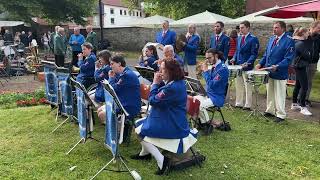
[
  {"xmin": 44, "ymin": 65, "xmax": 58, "ymax": 105},
  {"xmin": 76, "ymin": 88, "xmax": 87, "ymax": 139},
  {"xmin": 104, "ymin": 89, "xmax": 117, "ymax": 156},
  {"xmin": 57, "ymin": 72, "xmax": 73, "ymax": 115}
]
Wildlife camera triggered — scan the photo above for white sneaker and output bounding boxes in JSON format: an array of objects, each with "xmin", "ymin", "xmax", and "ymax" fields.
[
  {"xmin": 291, "ymin": 103, "xmax": 301, "ymax": 110},
  {"xmin": 300, "ymin": 107, "xmax": 312, "ymax": 116}
]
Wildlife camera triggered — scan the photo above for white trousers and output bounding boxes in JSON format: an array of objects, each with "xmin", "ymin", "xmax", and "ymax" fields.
[
  {"xmin": 235, "ymin": 73, "xmax": 252, "ymax": 108},
  {"xmin": 186, "ymin": 65, "xmax": 197, "ymax": 79},
  {"xmin": 265, "ymin": 78, "xmax": 287, "ymax": 119},
  {"xmin": 194, "ymin": 95, "xmax": 214, "ymax": 124},
  {"xmin": 88, "ymin": 89, "xmax": 103, "ymax": 108},
  {"xmin": 140, "ymin": 141, "xmax": 164, "ymax": 169}
]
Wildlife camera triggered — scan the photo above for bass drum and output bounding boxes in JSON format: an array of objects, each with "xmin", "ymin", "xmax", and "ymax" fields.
[{"xmin": 142, "ymin": 42, "xmax": 164, "ymax": 60}]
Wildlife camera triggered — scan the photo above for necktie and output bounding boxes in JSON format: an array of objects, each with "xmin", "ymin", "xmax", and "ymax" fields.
[
  {"xmin": 241, "ymin": 35, "xmax": 245, "ymax": 46},
  {"xmin": 162, "ymin": 31, "xmax": 166, "ymax": 37},
  {"xmin": 272, "ymin": 37, "xmax": 279, "ymax": 48},
  {"xmin": 216, "ymin": 35, "xmax": 219, "ymax": 43}
]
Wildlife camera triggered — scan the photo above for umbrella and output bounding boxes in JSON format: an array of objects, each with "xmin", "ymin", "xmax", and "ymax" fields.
[
  {"xmin": 229, "ymin": 6, "xmax": 313, "ymax": 23},
  {"xmin": 255, "ymin": 0, "xmax": 320, "ymax": 19},
  {"xmin": 171, "ymin": 10, "xmax": 232, "ymax": 26}
]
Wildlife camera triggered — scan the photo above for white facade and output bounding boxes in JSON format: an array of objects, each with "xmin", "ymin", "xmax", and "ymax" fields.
[{"xmin": 93, "ymin": 5, "xmax": 144, "ymax": 27}]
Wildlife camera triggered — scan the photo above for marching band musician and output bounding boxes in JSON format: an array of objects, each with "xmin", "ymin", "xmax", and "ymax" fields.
[
  {"xmin": 194, "ymin": 48, "xmax": 229, "ymax": 124},
  {"xmin": 181, "ymin": 24, "xmax": 200, "ymax": 79},
  {"xmin": 88, "ymin": 50, "xmax": 112, "ymax": 108},
  {"xmin": 76, "ymin": 42, "xmax": 96, "ymax": 89},
  {"xmin": 162, "ymin": 45, "xmax": 184, "ymax": 67},
  {"xmin": 209, "ymin": 21, "xmax": 230, "ymax": 62},
  {"xmin": 256, "ymin": 21, "xmax": 295, "ymax": 123},
  {"xmin": 97, "ymin": 55, "xmax": 141, "ymax": 140},
  {"xmin": 132, "ymin": 59, "xmax": 197, "ymax": 175},
  {"xmin": 138, "ymin": 45, "xmax": 159, "ymax": 71},
  {"xmin": 156, "ymin": 20, "xmax": 176, "ymax": 47},
  {"xmin": 231, "ymin": 20, "xmax": 260, "ymax": 110}
]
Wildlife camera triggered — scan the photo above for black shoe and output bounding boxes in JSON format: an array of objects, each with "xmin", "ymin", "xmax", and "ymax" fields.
[
  {"xmin": 243, "ymin": 107, "xmax": 251, "ymax": 111},
  {"xmin": 305, "ymin": 100, "xmax": 312, "ymax": 107},
  {"xmin": 263, "ymin": 112, "xmax": 275, "ymax": 118},
  {"xmin": 155, "ymin": 156, "xmax": 170, "ymax": 175},
  {"xmin": 235, "ymin": 105, "xmax": 243, "ymax": 109},
  {"xmin": 130, "ymin": 153, "xmax": 152, "ymax": 160},
  {"xmin": 274, "ymin": 117, "xmax": 285, "ymax": 123}
]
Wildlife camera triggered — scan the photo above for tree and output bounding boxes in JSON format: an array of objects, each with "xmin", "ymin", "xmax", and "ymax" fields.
[
  {"xmin": 0, "ymin": 0, "xmax": 98, "ymax": 25},
  {"xmin": 122, "ymin": 0, "xmax": 245, "ymax": 19}
]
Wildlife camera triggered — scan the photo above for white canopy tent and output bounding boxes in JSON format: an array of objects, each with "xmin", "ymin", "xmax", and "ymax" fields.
[
  {"xmin": 229, "ymin": 7, "xmax": 313, "ymax": 23},
  {"xmin": 171, "ymin": 10, "xmax": 232, "ymax": 26},
  {"xmin": 0, "ymin": 21, "xmax": 24, "ymax": 27},
  {"xmin": 129, "ymin": 15, "xmax": 174, "ymax": 28}
]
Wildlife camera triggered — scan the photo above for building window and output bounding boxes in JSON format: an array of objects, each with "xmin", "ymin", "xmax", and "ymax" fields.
[
  {"xmin": 124, "ymin": 10, "xmax": 127, "ymax": 15},
  {"xmin": 136, "ymin": 12, "xmax": 139, "ymax": 16},
  {"xmin": 120, "ymin": 10, "xmax": 122, "ymax": 15},
  {"xmin": 140, "ymin": 12, "xmax": 142, "ymax": 17},
  {"xmin": 110, "ymin": 8, "xmax": 114, "ymax": 14},
  {"xmin": 111, "ymin": 18, "xmax": 115, "ymax": 24}
]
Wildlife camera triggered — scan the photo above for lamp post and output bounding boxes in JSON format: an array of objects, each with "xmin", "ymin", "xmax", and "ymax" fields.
[{"xmin": 99, "ymin": 0, "xmax": 104, "ymax": 40}]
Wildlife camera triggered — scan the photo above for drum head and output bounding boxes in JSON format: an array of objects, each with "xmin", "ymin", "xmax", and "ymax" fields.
[
  {"xmin": 4, "ymin": 46, "xmax": 15, "ymax": 56},
  {"xmin": 246, "ymin": 70, "xmax": 269, "ymax": 75},
  {"xmin": 227, "ymin": 65, "xmax": 242, "ymax": 70}
]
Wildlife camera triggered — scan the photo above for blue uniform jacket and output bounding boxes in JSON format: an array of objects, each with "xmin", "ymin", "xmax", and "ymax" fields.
[
  {"xmin": 210, "ymin": 33, "xmax": 230, "ymax": 62},
  {"xmin": 139, "ymin": 55, "xmax": 158, "ymax": 71},
  {"xmin": 94, "ymin": 65, "xmax": 112, "ymax": 102},
  {"xmin": 76, "ymin": 53, "xmax": 96, "ymax": 84},
  {"xmin": 109, "ymin": 67, "xmax": 141, "ymax": 119},
  {"xmin": 233, "ymin": 33, "xmax": 260, "ymax": 71},
  {"xmin": 183, "ymin": 35, "xmax": 200, "ymax": 65},
  {"xmin": 68, "ymin": 34, "xmax": 85, "ymax": 52},
  {"xmin": 140, "ymin": 80, "xmax": 190, "ymax": 139},
  {"xmin": 259, "ymin": 34, "xmax": 295, "ymax": 80},
  {"xmin": 156, "ymin": 29, "xmax": 176, "ymax": 46},
  {"xmin": 174, "ymin": 54, "xmax": 184, "ymax": 67},
  {"xmin": 203, "ymin": 62, "xmax": 229, "ymax": 107}
]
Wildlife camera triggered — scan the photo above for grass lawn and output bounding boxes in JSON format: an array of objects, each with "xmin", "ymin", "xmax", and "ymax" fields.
[{"xmin": 1, "ymin": 105, "xmax": 320, "ymax": 179}]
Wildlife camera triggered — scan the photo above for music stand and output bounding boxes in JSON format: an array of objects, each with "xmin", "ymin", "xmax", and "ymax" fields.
[
  {"xmin": 66, "ymin": 77, "xmax": 99, "ymax": 155},
  {"xmin": 134, "ymin": 66, "xmax": 155, "ymax": 82},
  {"xmin": 42, "ymin": 60, "xmax": 60, "ymax": 119},
  {"xmin": 51, "ymin": 67, "xmax": 74, "ymax": 133},
  {"xmin": 91, "ymin": 80, "xmax": 141, "ymax": 180},
  {"xmin": 185, "ymin": 76, "xmax": 207, "ymax": 96}
]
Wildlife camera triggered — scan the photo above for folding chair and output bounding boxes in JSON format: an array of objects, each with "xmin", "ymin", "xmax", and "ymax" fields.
[
  {"xmin": 206, "ymin": 83, "xmax": 231, "ymax": 132},
  {"xmin": 140, "ymin": 83, "xmax": 151, "ymax": 115},
  {"xmin": 186, "ymin": 95, "xmax": 200, "ymax": 129}
]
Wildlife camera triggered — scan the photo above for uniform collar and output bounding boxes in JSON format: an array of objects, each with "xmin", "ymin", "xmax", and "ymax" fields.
[
  {"xmin": 216, "ymin": 32, "xmax": 223, "ymax": 37},
  {"xmin": 242, "ymin": 32, "xmax": 250, "ymax": 39},
  {"xmin": 213, "ymin": 59, "xmax": 222, "ymax": 68},
  {"xmin": 276, "ymin": 32, "xmax": 285, "ymax": 41}
]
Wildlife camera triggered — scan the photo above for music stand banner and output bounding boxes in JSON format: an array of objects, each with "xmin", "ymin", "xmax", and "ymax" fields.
[
  {"xmin": 44, "ymin": 65, "xmax": 58, "ymax": 105},
  {"xmin": 104, "ymin": 89, "xmax": 117, "ymax": 156},
  {"xmin": 76, "ymin": 88, "xmax": 87, "ymax": 139},
  {"xmin": 57, "ymin": 71, "xmax": 73, "ymax": 115}
]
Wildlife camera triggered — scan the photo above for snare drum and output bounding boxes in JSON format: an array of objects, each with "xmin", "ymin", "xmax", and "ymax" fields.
[
  {"xmin": 246, "ymin": 70, "xmax": 269, "ymax": 85},
  {"xmin": 227, "ymin": 65, "xmax": 242, "ymax": 78}
]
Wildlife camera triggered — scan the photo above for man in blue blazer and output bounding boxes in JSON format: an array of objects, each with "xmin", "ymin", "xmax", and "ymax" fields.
[
  {"xmin": 209, "ymin": 21, "xmax": 230, "ymax": 62},
  {"xmin": 155, "ymin": 20, "xmax": 176, "ymax": 47},
  {"xmin": 231, "ymin": 20, "xmax": 259, "ymax": 110},
  {"xmin": 256, "ymin": 21, "xmax": 295, "ymax": 123},
  {"xmin": 194, "ymin": 48, "xmax": 229, "ymax": 124},
  {"xmin": 182, "ymin": 24, "xmax": 200, "ymax": 79}
]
